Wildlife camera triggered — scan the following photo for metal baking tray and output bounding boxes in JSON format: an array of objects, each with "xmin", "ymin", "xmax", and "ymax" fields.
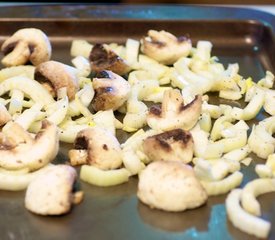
[{"xmin": 0, "ymin": 4, "xmax": 274, "ymax": 240}]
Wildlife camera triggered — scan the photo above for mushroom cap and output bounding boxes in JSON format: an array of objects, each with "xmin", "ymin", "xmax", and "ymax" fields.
[
  {"xmin": 142, "ymin": 129, "xmax": 194, "ymax": 164},
  {"xmin": 141, "ymin": 30, "xmax": 192, "ymax": 65},
  {"xmin": 0, "ymin": 120, "xmax": 59, "ymax": 171},
  {"xmin": 1, "ymin": 28, "xmax": 52, "ymax": 67},
  {"xmin": 89, "ymin": 44, "xmax": 131, "ymax": 76},
  {"xmin": 92, "ymin": 70, "xmax": 131, "ymax": 111},
  {"xmin": 137, "ymin": 161, "xmax": 207, "ymax": 212},
  {"xmin": 70, "ymin": 127, "xmax": 123, "ymax": 170},
  {"xmin": 25, "ymin": 165, "xmax": 77, "ymax": 215},
  {"xmin": 147, "ymin": 89, "xmax": 202, "ymax": 131},
  {"xmin": 35, "ymin": 60, "xmax": 79, "ymax": 100}
]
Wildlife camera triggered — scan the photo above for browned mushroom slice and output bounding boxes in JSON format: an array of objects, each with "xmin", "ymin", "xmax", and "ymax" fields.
[
  {"xmin": 0, "ymin": 120, "xmax": 59, "ymax": 171},
  {"xmin": 1, "ymin": 28, "xmax": 51, "ymax": 67},
  {"xmin": 92, "ymin": 70, "xmax": 130, "ymax": 111},
  {"xmin": 35, "ymin": 60, "xmax": 79, "ymax": 100},
  {"xmin": 89, "ymin": 44, "xmax": 130, "ymax": 76},
  {"xmin": 25, "ymin": 165, "xmax": 83, "ymax": 215},
  {"xmin": 142, "ymin": 129, "xmax": 194, "ymax": 164},
  {"xmin": 141, "ymin": 30, "xmax": 192, "ymax": 65},
  {"xmin": 68, "ymin": 127, "xmax": 122, "ymax": 170},
  {"xmin": 147, "ymin": 89, "xmax": 202, "ymax": 131}
]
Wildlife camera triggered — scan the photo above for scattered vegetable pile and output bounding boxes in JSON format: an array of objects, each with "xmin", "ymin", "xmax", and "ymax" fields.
[{"xmin": 0, "ymin": 27, "xmax": 274, "ymax": 238}]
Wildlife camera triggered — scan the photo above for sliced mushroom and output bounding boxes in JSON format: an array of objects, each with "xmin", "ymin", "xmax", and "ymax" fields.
[
  {"xmin": 147, "ymin": 89, "xmax": 202, "ymax": 131},
  {"xmin": 92, "ymin": 70, "xmax": 131, "ymax": 111},
  {"xmin": 68, "ymin": 127, "xmax": 122, "ymax": 170},
  {"xmin": 142, "ymin": 129, "xmax": 194, "ymax": 164},
  {"xmin": 35, "ymin": 60, "xmax": 79, "ymax": 100},
  {"xmin": 25, "ymin": 165, "xmax": 83, "ymax": 215},
  {"xmin": 2, "ymin": 121, "xmax": 34, "ymax": 147},
  {"xmin": 1, "ymin": 28, "xmax": 51, "ymax": 67},
  {"xmin": 137, "ymin": 161, "xmax": 207, "ymax": 212},
  {"xmin": 89, "ymin": 43, "xmax": 131, "ymax": 75},
  {"xmin": 0, "ymin": 120, "xmax": 59, "ymax": 171},
  {"xmin": 141, "ymin": 30, "xmax": 192, "ymax": 65},
  {"xmin": 0, "ymin": 103, "xmax": 11, "ymax": 126}
]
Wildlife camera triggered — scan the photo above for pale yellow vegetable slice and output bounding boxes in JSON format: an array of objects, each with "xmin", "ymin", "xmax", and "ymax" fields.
[
  {"xmin": 223, "ymin": 145, "xmax": 251, "ymax": 162},
  {"xmin": 200, "ymin": 171, "xmax": 243, "ymax": 196},
  {"xmin": 202, "ymin": 101, "xmax": 222, "ymax": 119},
  {"xmin": 210, "ymin": 116, "xmax": 231, "ymax": 141},
  {"xmin": 226, "ymin": 189, "xmax": 271, "ymax": 239},
  {"xmin": 255, "ymin": 164, "xmax": 273, "ymax": 178},
  {"xmin": 71, "ymin": 56, "xmax": 91, "ymax": 77},
  {"xmin": 122, "ymin": 151, "xmax": 146, "ymax": 176},
  {"xmin": 241, "ymin": 178, "xmax": 275, "ymax": 216},
  {"xmin": 249, "ymin": 125, "xmax": 273, "ymax": 159},
  {"xmin": 126, "ymin": 38, "xmax": 140, "ymax": 66},
  {"xmin": 0, "ymin": 164, "xmax": 53, "ymax": 191},
  {"xmin": 0, "ymin": 76, "xmax": 54, "ymax": 106},
  {"xmin": 70, "ymin": 39, "xmax": 93, "ymax": 58},
  {"xmin": 257, "ymin": 71, "xmax": 274, "ymax": 89},
  {"xmin": 231, "ymin": 87, "xmax": 265, "ymax": 120},
  {"xmin": 80, "ymin": 165, "xmax": 130, "ymax": 187},
  {"xmin": 46, "ymin": 96, "xmax": 69, "ymax": 125},
  {"xmin": 93, "ymin": 110, "xmax": 116, "ymax": 135},
  {"xmin": 219, "ymin": 90, "xmax": 242, "ymax": 100},
  {"xmin": 0, "ymin": 65, "xmax": 35, "ymax": 82},
  {"xmin": 8, "ymin": 89, "xmax": 24, "ymax": 115},
  {"xmin": 191, "ymin": 125, "xmax": 224, "ymax": 159},
  {"xmin": 215, "ymin": 130, "xmax": 247, "ymax": 153},
  {"xmin": 59, "ymin": 124, "xmax": 91, "ymax": 143},
  {"xmin": 240, "ymin": 157, "xmax": 252, "ymax": 166},
  {"xmin": 264, "ymin": 89, "xmax": 275, "ymax": 115},
  {"xmin": 198, "ymin": 112, "xmax": 212, "ymax": 133},
  {"xmin": 14, "ymin": 103, "xmax": 43, "ymax": 130},
  {"xmin": 137, "ymin": 55, "xmax": 169, "ymax": 79}
]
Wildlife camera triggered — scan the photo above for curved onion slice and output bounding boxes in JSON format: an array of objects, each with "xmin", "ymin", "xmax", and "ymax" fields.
[
  {"xmin": 226, "ymin": 189, "xmax": 271, "ymax": 239},
  {"xmin": 0, "ymin": 76, "xmax": 54, "ymax": 106},
  {"xmin": 241, "ymin": 178, "xmax": 275, "ymax": 216},
  {"xmin": 200, "ymin": 171, "xmax": 243, "ymax": 196},
  {"xmin": 80, "ymin": 165, "xmax": 130, "ymax": 187},
  {"xmin": 0, "ymin": 164, "xmax": 54, "ymax": 191}
]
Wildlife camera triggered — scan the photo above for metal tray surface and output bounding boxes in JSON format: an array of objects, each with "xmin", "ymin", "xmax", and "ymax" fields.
[{"xmin": 0, "ymin": 5, "xmax": 274, "ymax": 240}]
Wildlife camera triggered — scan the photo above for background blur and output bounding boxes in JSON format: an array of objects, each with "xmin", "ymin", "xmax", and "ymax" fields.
[
  {"xmin": 120, "ymin": 0, "xmax": 274, "ymax": 3},
  {"xmin": 0, "ymin": 1, "xmax": 274, "ymax": 4}
]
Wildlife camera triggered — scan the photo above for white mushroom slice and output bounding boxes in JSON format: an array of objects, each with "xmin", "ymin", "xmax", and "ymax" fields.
[
  {"xmin": 2, "ymin": 121, "xmax": 34, "ymax": 147},
  {"xmin": 147, "ymin": 89, "xmax": 202, "ymax": 131},
  {"xmin": 138, "ymin": 161, "xmax": 207, "ymax": 212},
  {"xmin": 142, "ymin": 129, "xmax": 194, "ymax": 164},
  {"xmin": 68, "ymin": 127, "xmax": 122, "ymax": 170},
  {"xmin": 1, "ymin": 28, "xmax": 51, "ymax": 67},
  {"xmin": 0, "ymin": 120, "xmax": 59, "ymax": 171},
  {"xmin": 92, "ymin": 70, "xmax": 131, "ymax": 111},
  {"xmin": 89, "ymin": 43, "xmax": 131, "ymax": 75},
  {"xmin": 25, "ymin": 165, "xmax": 82, "ymax": 215},
  {"xmin": 0, "ymin": 102, "xmax": 11, "ymax": 126},
  {"xmin": 141, "ymin": 30, "xmax": 192, "ymax": 65},
  {"xmin": 35, "ymin": 60, "xmax": 79, "ymax": 100}
]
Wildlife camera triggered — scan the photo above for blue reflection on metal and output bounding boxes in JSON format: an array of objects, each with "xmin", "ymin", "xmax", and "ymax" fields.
[{"xmin": 180, "ymin": 204, "xmax": 233, "ymax": 240}]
